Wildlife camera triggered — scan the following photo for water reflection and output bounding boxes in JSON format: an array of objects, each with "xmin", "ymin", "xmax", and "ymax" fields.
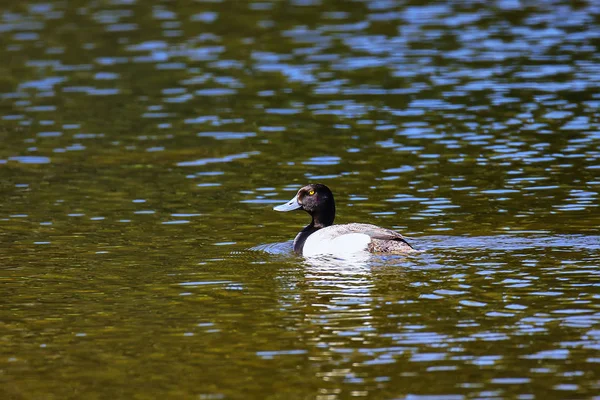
[
  {"xmin": 2, "ymin": 0, "xmax": 600, "ymax": 398},
  {"xmin": 254, "ymin": 233, "xmax": 600, "ymax": 395}
]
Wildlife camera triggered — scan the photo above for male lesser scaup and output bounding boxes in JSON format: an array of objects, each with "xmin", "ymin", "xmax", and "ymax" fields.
[{"xmin": 274, "ymin": 183, "xmax": 415, "ymax": 257}]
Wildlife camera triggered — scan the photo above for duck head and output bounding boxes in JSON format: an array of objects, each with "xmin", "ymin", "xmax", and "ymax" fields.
[{"xmin": 273, "ymin": 183, "xmax": 335, "ymax": 227}]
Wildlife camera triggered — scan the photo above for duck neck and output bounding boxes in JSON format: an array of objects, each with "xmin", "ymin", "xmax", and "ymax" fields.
[
  {"xmin": 292, "ymin": 213, "xmax": 335, "ymax": 254},
  {"xmin": 292, "ymin": 199, "xmax": 336, "ymax": 254},
  {"xmin": 293, "ymin": 224, "xmax": 318, "ymax": 254},
  {"xmin": 312, "ymin": 202, "xmax": 335, "ymax": 228}
]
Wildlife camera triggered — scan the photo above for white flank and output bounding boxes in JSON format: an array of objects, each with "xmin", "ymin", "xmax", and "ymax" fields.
[{"xmin": 303, "ymin": 232, "xmax": 371, "ymax": 257}]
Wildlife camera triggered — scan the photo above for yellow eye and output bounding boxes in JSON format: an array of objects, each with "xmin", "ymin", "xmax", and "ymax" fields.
[{"xmin": 308, "ymin": 190, "xmax": 315, "ymax": 196}]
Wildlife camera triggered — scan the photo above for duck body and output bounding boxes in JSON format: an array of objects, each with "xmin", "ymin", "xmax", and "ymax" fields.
[
  {"xmin": 297, "ymin": 223, "xmax": 414, "ymax": 257},
  {"xmin": 274, "ymin": 184, "xmax": 415, "ymax": 257}
]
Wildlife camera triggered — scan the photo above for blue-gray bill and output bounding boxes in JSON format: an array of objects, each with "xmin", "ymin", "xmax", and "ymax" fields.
[{"xmin": 273, "ymin": 195, "xmax": 301, "ymax": 212}]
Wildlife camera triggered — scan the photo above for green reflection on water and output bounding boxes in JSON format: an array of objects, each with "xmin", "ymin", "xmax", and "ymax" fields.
[{"xmin": 1, "ymin": 0, "xmax": 600, "ymax": 399}]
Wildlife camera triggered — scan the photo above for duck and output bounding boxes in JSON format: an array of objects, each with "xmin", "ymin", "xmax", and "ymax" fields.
[{"xmin": 273, "ymin": 183, "xmax": 416, "ymax": 257}]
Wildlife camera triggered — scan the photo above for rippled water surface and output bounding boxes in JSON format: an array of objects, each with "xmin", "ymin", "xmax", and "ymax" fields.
[{"xmin": 2, "ymin": 0, "xmax": 600, "ymax": 398}]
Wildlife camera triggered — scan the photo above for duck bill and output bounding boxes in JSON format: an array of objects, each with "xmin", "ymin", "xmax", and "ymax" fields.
[{"xmin": 273, "ymin": 194, "xmax": 301, "ymax": 212}]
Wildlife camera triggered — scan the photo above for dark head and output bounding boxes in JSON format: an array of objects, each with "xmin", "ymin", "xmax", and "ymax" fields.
[{"xmin": 273, "ymin": 183, "xmax": 336, "ymax": 227}]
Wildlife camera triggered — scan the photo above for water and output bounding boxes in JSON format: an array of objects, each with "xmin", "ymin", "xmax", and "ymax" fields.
[{"xmin": 2, "ymin": 0, "xmax": 599, "ymax": 398}]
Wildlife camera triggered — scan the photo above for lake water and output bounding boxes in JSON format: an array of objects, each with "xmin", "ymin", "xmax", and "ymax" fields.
[{"xmin": 2, "ymin": 0, "xmax": 599, "ymax": 398}]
